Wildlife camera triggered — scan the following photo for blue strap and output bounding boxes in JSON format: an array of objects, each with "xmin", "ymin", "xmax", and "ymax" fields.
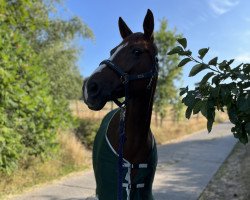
[
  {"xmin": 99, "ymin": 59, "xmax": 157, "ymax": 83},
  {"xmin": 100, "ymin": 60, "xmax": 126, "ymax": 77},
  {"xmin": 118, "ymin": 108, "xmax": 126, "ymax": 200}
]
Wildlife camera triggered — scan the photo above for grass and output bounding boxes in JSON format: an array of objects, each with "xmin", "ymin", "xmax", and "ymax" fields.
[
  {"xmin": 152, "ymin": 111, "xmax": 228, "ymax": 144},
  {"xmin": 0, "ymin": 131, "xmax": 91, "ymax": 200},
  {"xmin": 152, "ymin": 117, "xmax": 207, "ymax": 144}
]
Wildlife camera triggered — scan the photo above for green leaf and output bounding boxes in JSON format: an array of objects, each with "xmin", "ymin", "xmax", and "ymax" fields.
[
  {"xmin": 193, "ymin": 100, "xmax": 203, "ymax": 114},
  {"xmin": 182, "ymin": 92, "xmax": 197, "ymax": 107},
  {"xmin": 242, "ymin": 82, "xmax": 250, "ymax": 89},
  {"xmin": 0, "ymin": 136, "xmax": 5, "ymax": 142},
  {"xmin": 237, "ymin": 95, "xmax": 250, "ymax": 112},
  {"xmin": 179, "ymin": 86, "xmax": 188, "ymax": 96},
  {"xmin": 208, "ymin": 57, "xmax": 218, "ymax": 66},
  {"xmin": 185, "ymin": 107, "xmax": 192, "ymax": 119},
  {"xmin": 178, "ymin": 58, "xmax": 191, "ymax": 67},
  {"xmin": 177, "ymin": 38, "xmax": 187, "ymax": 49},
  {"xmin": 233, "ymin": 63, "xmax": 243, "ymax": 71},
  {"xmin": 220, "ymin": 85, "xmax": 231, "ymax": 105},
  {"xmin": 243, "ymin": 64, "xmax": 250, "ymax": 73},
  {"xmin": 228, "ymin": 105, "xmax": 238, "ymax": 124},
  {"xmin": 200, "ymin": 100, "xmax": 208, "ymax": 118},
  {"xmin": 189, "ymin": 63, "xmax": 208, "ymax": 77},
  {"xmin": 245, "ymin": 122, "xmax": 250, "ymax": 134},
  {"xmin": 207, "ymin": 119, "xmax": 214, "ymax": 133},
  {"xmin": 218, "ymin": 60, "xmax": 229, "ymax": 71},
  {"xmin": 212, "ymin": 75, "xmax": 220, "ymax": 85},
  {"xmin": 228, "ymin": 59, "xmax": 234, "ymax": 65},
  {"xmin": 167, "ymin": 46, "xmax": 184, "ymax": 55},
  {"xmin": 211, "ymin": 86, "xmax": 221, "ymax": 98},
  {"xmin": 179, "ymin": 50, "xmax": 192, "ymax": 56},
  {"xmin": 207, "ymin": 108, "xmax": 215, "ymax": 132},
  {"xmin": 200, "ymin": 72, "xmax": 214, "ymax": 85},
  {"xmin": 198, "ymin": 48, "xmax": 209, "ymax": 60}
]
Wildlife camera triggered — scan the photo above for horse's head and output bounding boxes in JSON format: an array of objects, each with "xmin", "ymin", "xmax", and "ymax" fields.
[{"xmin": 83, "ymin": 9, "xmax": 158, "ymax": 111}]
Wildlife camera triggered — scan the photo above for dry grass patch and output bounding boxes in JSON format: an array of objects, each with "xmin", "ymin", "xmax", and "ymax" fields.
[
  {"xmin": 71, "ymin": 101, "xmax": 228, "ymax": 145},
  {"xmin": 152, "ymin": 117, "xmax": 208, "ymax": 144},
  {"xmin": 59, "ymin": 131, "xmax": 91, "ymax": 166},
  {"xmin": 152, "ymin": 111, "xmax": 228, "ymax": 144},
  {"xmin": 0, "ymin": 131, "xmax": 91, "ymax": 200}
]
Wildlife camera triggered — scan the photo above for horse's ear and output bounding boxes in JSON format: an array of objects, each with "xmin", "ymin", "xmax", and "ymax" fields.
[
  {"xmin": 119, "ymin": 17, "xmax": 133, "ymax": 39},
  {"xmin": 143, "ymin": 9, "xmax": 154, "ymax": 40}
]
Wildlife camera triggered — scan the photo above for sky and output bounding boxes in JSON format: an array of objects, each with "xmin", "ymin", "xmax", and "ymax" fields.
[{"xmin": 61, "ymin": 0, "xmax": 250, "ymax": 87}]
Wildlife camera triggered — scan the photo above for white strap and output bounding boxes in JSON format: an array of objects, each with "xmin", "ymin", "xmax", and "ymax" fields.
[
  {"xmin": 123, "ymin": 163, "xmax": 130, "ymax": 168},
  {"xmin": 124, "ymin": 164, "xmax": 131, "ymax": 200},
  {"xmin": 136, "ymin": 183, "xmax": 145, "ymax": 188},
  {"xmin": 122, "ymin": 161, "xmax": 147, "ymax": 200},
  {"xmin": 122, "ymin": 163, "xmax": 148, "ymax": 168},
  {"xmin": 139, "ymin": 164, "xmax": 148, "ymax": 168},
  {"xmin": 122, "ymin": 183, "xmax": 145, "ymax": 188}
]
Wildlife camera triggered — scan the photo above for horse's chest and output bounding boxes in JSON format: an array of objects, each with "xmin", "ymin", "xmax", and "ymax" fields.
[
  {"xmin": 107, "ymin": 113, "xmax": 153, "ymax": 164},
  {"xmin": 92, "ymin": 109, "xmax": 157, "ymax": 200}
]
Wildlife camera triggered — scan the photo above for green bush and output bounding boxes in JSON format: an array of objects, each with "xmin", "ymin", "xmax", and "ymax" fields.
[
  {"xmin": 0, "ymin": 0, "xmax": 90, "ymax": 174},
  {"xmin": 74, "ymin": 119, "xmax": 100, "ymax": 149},
  {"xmin": 0, "ymin": 23, "xmax": 74, "ymax": 173}
]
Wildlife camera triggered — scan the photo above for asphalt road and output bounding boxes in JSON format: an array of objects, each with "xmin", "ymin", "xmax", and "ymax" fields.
[{"xmin": 11, "ymin": 122, "xmax": 236, "ymax": 200}]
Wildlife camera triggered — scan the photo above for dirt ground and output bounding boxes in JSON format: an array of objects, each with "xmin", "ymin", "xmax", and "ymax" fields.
[{"xmin": 199, "ymin": 142, "xmax": 250, "ymax": 200}]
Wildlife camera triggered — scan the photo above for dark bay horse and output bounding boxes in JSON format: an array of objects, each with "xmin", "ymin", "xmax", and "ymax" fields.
[{"xmin": 83, "ymin": 9, "xmax": 158, "ymax": 200}]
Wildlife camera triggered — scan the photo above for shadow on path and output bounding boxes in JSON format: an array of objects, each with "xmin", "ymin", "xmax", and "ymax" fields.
[{"xmin": 153, "ymin": 122, "xmax": 235, "ymax": 200}]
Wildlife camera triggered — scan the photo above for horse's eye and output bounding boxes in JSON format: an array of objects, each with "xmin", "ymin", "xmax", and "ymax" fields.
[{"xmin": 133, "ymin": 49, "xmax": 143, "ymax": 57}]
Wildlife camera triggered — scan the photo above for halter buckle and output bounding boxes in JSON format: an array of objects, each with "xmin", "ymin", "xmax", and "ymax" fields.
[
  {"xmin": 121, "ymin": 74, "xmax": 129, "ymax": 84},
  {"xmin": 137, "ymin": 74, "xmax": 144, "ymax": 79}
]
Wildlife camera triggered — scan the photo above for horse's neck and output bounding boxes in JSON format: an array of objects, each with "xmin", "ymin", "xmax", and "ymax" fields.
[
  {"xmin": 122, "ymin": 88, "xmax": 155, "ymax": 163},
  {"xmin": 125, "ymin": 93, "xmax": 153, "ymax": 144},
  {"xmin": 108, "ymin": 86, "xmax": 156, "ymax": 163}
]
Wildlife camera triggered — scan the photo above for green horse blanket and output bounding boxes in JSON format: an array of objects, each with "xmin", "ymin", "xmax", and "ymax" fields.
[{"xmin": 93, "ymin": 108, "xmax": 158, "ymax": 200}]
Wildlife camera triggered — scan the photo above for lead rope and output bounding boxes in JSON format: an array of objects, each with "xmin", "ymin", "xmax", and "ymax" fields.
[
  {"xmin": 118, "ymin": 106, "xmax": 126, "ymax": 200},
  {"xmin": 117, "ymin": 76, "xmax": 129, "ymax": 200}
]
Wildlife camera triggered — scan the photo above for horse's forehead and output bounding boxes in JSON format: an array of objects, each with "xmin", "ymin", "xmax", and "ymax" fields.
[
  {"xmin": 111, "ymin": 34, "xmax": 149, "ymax": 54},
  {"xmin": 124, "ymin": 33, "xmax": 148, "ymax": 46}
]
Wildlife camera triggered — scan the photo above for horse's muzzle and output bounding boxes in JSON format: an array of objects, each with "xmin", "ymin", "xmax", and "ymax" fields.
[{"xmin": 82, "ymin": 77, "xmax": 106, "ymax": 111}]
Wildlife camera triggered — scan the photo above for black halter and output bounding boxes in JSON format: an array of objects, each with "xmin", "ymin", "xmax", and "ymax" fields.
[
  {"xmin": 100, "ymin": 57, "xmax": 158, "ymax": 107},
  {"xmin": 99, "ymin": 57, "xmax": 158, "ymax": 200}
]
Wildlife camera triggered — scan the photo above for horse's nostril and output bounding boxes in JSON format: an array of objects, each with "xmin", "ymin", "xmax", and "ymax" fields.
[{"xmin": 88, "ymin": 82, "xmax": 100, "ymax": 96}]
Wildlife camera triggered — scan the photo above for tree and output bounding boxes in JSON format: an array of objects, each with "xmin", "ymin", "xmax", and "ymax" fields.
[
  {"xmin": 168, "ymin": 38, "xmax": 250, "ymax": 144},
  {"xmin": 2, "ymin": 0, "xmax": 93, "ymax": 100},
  {"xmin": 172, "ymin": 96, "xmax": 185, "ymax": 123},
  {"xmin": 0, "ymin": 0, "xmax": 93, "ymax": 173},
  {"xmin": 0, "ymin": 24, "xmax": 59, "ymax": 172},
  {"xmin": 154, "ymin": 19, "xmax": 183, "ymax": 125},
  {"xmin": 35, "ymin": 16, "xmax": 93, "ymax": 100}
]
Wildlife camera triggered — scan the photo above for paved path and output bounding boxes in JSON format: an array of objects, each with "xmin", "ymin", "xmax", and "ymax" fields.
[{"xmin": 11, "ymin": 122, "xmax": 236, "ymax": 200}]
